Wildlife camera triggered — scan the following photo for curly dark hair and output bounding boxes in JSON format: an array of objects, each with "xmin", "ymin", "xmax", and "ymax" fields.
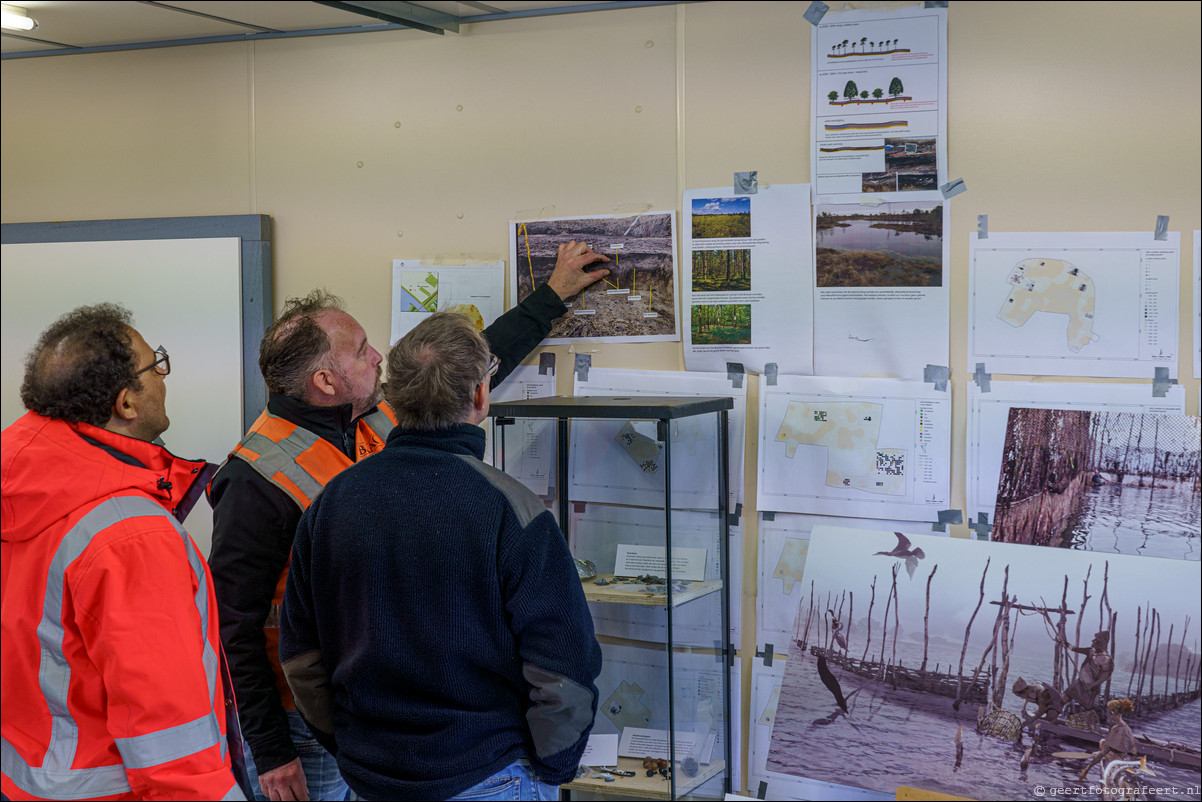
[
  {"xmin": 259, "ymin": 289, "xmax": 345, "ymax": 400},
  {"xmin": 20, "ymin": 303, "xmax": 142, "ymax": 426}
]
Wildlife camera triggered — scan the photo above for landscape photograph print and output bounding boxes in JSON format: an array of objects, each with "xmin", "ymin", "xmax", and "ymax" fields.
[
  {"xmin": 993, "ymin": 408, "xmax": 1200, "ymax": 561},
  {"xmin": 692, "ymin": 248, "xmax": 751, "ymax": 292},
  {"xmin": 511, "ymin": 212, "xmax": 677, "ymax": 342},
  {"xmin": 692, "ymin": 196, "xmax": 751, "ymax": 239},
  {"xmin": 815, "ymin": 202, "xmax": 943, "ymax": 287},
  {"xmin": 691, "ymin": 304, "xmax": 751, "ymax": 345},
  {"xmin": 768, "ymin": 525, "xmax": 1201, "ymax": 800}
]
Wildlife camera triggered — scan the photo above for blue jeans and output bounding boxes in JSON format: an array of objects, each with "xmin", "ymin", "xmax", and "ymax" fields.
[
  {"xmin": 449, "ymin": 763, "xmax": 559, "ymax": 801},
  {"xmin": 243, "ymin": 711, "xmax": 348, "ymax": 801},
  {"xmin": 347, "ymin": 762, "xmax": 557, "ymax": 801}
]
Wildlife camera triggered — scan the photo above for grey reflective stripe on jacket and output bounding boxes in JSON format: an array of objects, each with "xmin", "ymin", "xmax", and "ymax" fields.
[
  {"xmin": 2, "ymin": 495, "xmax": 229, "ymax": 800},
  {"xmin": 359, "ymin": 408, "xmax": 395, "ymax": 446},
  {"xmin": 232, "ymin": 425, "xmax": 325, "ymax": 511}
]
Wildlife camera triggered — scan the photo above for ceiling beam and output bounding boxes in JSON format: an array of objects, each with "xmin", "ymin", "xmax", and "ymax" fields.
[{"xmin": 313, "ymin": 1, "xmax": 459, "ymax": 35}]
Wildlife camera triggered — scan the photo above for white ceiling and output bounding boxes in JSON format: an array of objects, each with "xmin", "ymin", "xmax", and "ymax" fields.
[{"xmin": 2, "ymin": 1, "xmax": 688, "ymax": 57}]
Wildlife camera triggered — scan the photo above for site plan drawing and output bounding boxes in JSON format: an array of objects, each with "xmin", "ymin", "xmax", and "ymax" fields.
[
  {"xmin": 966, "ymin": 381, "xmax": 1186, "ymax": 525},
  {"xmin": 998, "ymin": 257, "xmax": 1097, "ymax": 350},
  {"xmin": 968, "ymin": 232, "xmax": 1180, "ymax": 378},
  {"xmin": 758, "ymin": 376, "xmax": 950, "ymax": 521},
  {"xmin": 682, "ymin": 184, "xmax": 814, "ymax": 374},
  {"xmin": 570, "ymin": 368, "xmax": 744, "ymax": 510},
  {"xmin": 509, "ymin": 212, "xmax": 679, "ymax": 344},
  {"xmin": 390, "ymin": 259, "xmax": 505, "ymax": 345},
  {"xmin": 811, "ymin": 5, "xmax": 947, "ymax": 205}
]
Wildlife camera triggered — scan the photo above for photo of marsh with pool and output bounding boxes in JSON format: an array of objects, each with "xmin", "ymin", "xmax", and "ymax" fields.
[{"xmin": 816, "ymin": 202, "xmax": 943, "ymax": 287}]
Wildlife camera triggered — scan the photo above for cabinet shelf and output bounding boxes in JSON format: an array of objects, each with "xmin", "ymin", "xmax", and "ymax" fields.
[
  {"xmin": 564, "ymin": 757, "xmax": 726, "ymax": 799},
  {"xmin": 582, "ymin": 575, "xmax": 723, "ymax": 607}
]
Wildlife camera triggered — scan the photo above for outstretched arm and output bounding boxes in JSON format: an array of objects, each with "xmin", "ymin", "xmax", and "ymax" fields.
[{"xmin": 484, "ymin": 241, "xmax": 611, "ymax": 386}]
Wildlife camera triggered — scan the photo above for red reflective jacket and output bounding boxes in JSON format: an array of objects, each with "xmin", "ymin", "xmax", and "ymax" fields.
[{"xmin": 2, "ymin": 412, "xmax": 242, "ymax": 801}]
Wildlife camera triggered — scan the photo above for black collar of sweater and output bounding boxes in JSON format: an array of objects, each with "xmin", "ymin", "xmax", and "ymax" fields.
[
  {"xmin": 267, "ymin": 391, "xmax": 363, "ymax": 457},
  {"xmin": 385, "ymin": 422, "xmax": 486, "ymax": 460}
]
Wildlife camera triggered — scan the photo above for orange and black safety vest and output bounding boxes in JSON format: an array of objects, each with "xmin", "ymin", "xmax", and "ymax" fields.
[{"xmin": 226, "ymin": 403, "xmax": 398, "ymax": 708}]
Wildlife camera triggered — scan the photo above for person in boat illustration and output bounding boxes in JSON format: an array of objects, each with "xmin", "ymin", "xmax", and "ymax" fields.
[
  {"xmin": 1063, "ymin": 630, "xmax": 1115, "ymax": 713},
  {"xmin": 1077, "ymin": 698, "xmax": 1138, "ymax": 782},
  {"xmin": 1012, "ymin": 676, "xmax": 1065, "ymax": 727}
]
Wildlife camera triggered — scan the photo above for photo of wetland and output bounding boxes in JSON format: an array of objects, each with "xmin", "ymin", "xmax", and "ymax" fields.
[
  {"xmin": 769, "ymin": 525, "xmax": 1202, "ymax": 800},
  {"xmin": 993, "ymin": 409, "xmax": 1200, "ymax": 561},
  {"xmin": 815, "ymin": 202, "xmax": 943, "ymax": 287}
]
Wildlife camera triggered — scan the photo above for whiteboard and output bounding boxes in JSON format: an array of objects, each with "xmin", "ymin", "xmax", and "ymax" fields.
[{"xmin": 1, "ymin": 216, "xmax": 271, "ymax": 556}]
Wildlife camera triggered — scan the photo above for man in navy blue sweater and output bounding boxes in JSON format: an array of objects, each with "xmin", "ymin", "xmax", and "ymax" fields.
[{"xmin": 280, "ymin": 312, "xmax": 602, "ymax": 801}]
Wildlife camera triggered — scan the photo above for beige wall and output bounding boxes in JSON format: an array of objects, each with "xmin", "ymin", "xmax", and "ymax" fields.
[{"xmin": 3, "ymin": 0, "xmax": 1200, "ymax": 791}]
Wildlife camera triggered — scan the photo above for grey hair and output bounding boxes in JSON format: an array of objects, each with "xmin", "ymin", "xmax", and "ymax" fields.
[
  {"xmin": 259, "ymin": 288, "xmax": 345, "ymax": 400},
  {"xmin": 385, "ymin": 312, "xmax": 491, "ymax": 430}
]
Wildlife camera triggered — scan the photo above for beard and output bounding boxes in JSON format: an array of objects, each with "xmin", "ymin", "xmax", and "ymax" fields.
[{"xmin": 345, "ymin": 370, "xmax": 384, "ymax": 420}]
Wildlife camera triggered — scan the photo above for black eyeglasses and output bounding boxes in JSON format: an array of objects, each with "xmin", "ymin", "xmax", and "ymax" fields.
[
  {"xmin": 135, "ymin": 345, "xmax": 171, "ymax": 377},
  {"xmin": 487, "ymin": 355, "xmax": 500, "ymax": 378}
]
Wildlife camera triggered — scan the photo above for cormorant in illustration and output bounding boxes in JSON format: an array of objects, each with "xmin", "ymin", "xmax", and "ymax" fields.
[
  {"xmin": 828, "ymin": 610, "xmax": 848, "ymax": 651},
  {"xmin": 874, "ymin": 531, "xmax": 926, "ymax": 579},
  {"xmin": 817, "ymin": 653, "xmax": 848, "ymax": 713},
  {"xmin": 810, "ymin": 653, "xmax": 865, "ymax": 731}
]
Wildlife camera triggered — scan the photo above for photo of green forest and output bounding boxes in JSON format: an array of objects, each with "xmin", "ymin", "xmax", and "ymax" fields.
[
  {"xmin": 691, "ymin": 304, "xmax": 751, "ymax": 344},
  {"xmin": 692, "ymin": 249, "xmax": 751, "ymax": 292},
  {"xmin": 815, "ymin": 203, "xmax": 943, "ymax": 287},
  {"xmin": 691, "ymin": 197, "xmax": 751, "ymax": 238}
]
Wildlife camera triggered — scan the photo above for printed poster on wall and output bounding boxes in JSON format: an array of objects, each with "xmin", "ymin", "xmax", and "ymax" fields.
[
  {"xmin": 968, "ymin": 231, "xmax": 1180, "ymax": 378},
  {"xmin": 509, "ymin": 212, "xmax": 679, "ymax": 345},
  {"xmin": 812, "ymin": 201, "xmax": 948, "ymax": 379},
  {"xmin": 811, "ymin": 5, "xmax": 948, "ymax": 205},
  {"xmin": 682, "ymin": 184, "xmax": 814, "ymax": 375}
]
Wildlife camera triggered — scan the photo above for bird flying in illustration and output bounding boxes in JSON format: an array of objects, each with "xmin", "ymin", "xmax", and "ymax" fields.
[
  {"xmin": 828, "ymin": 610, "xmax": 848, "ymax": 651},
  {"xmin": 874, "ymin": 531, "xmax": 926, "ymax": 579},
  {"xmin": 811, "ymin": 654, "xmax": 866, "ymax": 731}
]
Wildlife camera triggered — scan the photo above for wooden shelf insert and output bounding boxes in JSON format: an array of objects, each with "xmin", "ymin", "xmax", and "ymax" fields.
[
  {"xmin": 581, "ymin": 575, "xmax": 723, "ymax": 607},
  {"xmin": 564, "ymin": 756, "xmax": 725, "ymax": 799}
]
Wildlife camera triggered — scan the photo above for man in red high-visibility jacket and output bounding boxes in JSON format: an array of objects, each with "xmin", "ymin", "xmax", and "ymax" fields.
[{"xmin": 2, "ymin": 303, "xmax": 248, "ymax": 801}]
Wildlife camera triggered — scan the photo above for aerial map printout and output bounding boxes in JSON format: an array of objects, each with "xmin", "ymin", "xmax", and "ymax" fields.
[
  {"xmin": 757, "ymin": 376, "xmax": 950, "ymax": 521},
  {"xmin": 968, "ymin": 232, "xmax": 1180, "ymax": 378},
  {"xmin": 390, "ymin": 259, "xmax": 505, "ymax": 345}
]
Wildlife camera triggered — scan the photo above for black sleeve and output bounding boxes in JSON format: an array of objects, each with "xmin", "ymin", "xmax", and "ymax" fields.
[
  {"xmin": 207, "ymin": 458, "xmax": 301, "ymax": 775},
  {"xmin": 483, "ymin": 283, "xmax": 566, "ymax": 387}
]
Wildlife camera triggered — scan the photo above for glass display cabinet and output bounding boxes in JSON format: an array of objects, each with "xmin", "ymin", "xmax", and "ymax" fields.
[{"xmin": 489, "ymin": 395, "xmax": 734, "ymax": 800}]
